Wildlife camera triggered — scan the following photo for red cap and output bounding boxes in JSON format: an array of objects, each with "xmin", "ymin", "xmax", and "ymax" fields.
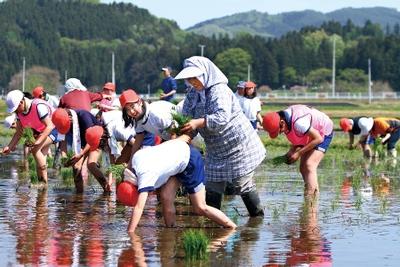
[
  {"xmin": 339, "ymin": 118, "xmax": 352, "ymax": 132},
  {"xmin": 262, "ymin": 112, "xmax": 280, "ymax": 139},
  {"xmin": 245, "ymin": 81, "xmax": 256, "ymax": 88},
  {"xmin": 52, "ymin": 108, "xmax": 71, "ymax": 134},
  {"xmin": 119, "ymin": 89, "xmax": 139, "ymax": 108},
  {"xmin": 103, "ymin": 82, "xmax": 115, "ymax": 91},
  {"xmin": 116, "ymin": 181, "xmax": 139, "ymax": 207},
  {"xmin": 85, "ymin": 126, "xmax": 104, "ymax": 151},
  {"xmin": 32, "ymin": 86, "xmax": 44, "ymax": 98}
]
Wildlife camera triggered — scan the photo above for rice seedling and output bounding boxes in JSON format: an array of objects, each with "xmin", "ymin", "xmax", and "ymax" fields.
[
  {"xmin": 372, "ymin": 137, "xmax": 385, "ymax": 159},
  {"xmin": 271, "ymin": 155, "xmax": 289, "ymax": 165},
  {"xmin": 156, "ymin": 88, "xmax": 164, "ymax": 97},
  {"xmin": 379, "ymin": 197, "xmax": 389, "ymax": 214},
  {"xmin": 182, "ymin": 229, "xmax": 209, "ymax": 261},
  {"xmin": 61, "ymin": 151, "xmax": 75, "ymax": 167},
  {"xmin": 28, "ymin": 154, "xmax": 36, "ymax": 170},
  {"xmin": 168, "ymin": 111, "xmax": 192, "ymax": 135},
  {"xmin": 20, "ymin": 128, "xmax": 35, "ymax": 146},
  {"xmin": 60, "ymin": 167, "xmax": 74, "ymax": 187},
  {"xmin": 272, "ymin": 206, "xmax": 280, "ymax": 220},
  {"xmin": 46, "ymin": 156, "xmax": 54, "ymax": 168},
  {"xmin": 354, "ymin": 196, "xmax": 363, "ymax": 211},
  {"xmin": 29, "ymin": 169, "xmax": 39, "ymax": 184},
  {"xmin": 107, "ymin": 164, "xmax": 125, "ymax": 185}
]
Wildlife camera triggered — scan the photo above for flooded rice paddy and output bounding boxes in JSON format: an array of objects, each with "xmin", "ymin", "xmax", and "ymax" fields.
[{"xmin": 0, "ymin": 137, "xmax": 400, "ymax": 266}]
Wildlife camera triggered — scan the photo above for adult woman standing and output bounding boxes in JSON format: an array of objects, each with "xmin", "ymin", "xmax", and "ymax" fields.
[{"xmin": 175, "ymin": 56, "xmax": 266, "ymax": 217}]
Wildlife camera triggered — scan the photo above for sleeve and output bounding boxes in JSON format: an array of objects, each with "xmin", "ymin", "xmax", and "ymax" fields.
[
  {"xmin": 88, "ymin": 91, "xmax": 103, "ymax": 102},
  {"xmin": 37, "ymin": 103, "xmax": 50, "ymax": 120},
  {"xmin": 205, "ymin": 85, "xmax": 232, "ymax": 132},
  {"xmin": 293, "ymin": 114, "xmax": 312, "ymax": 135},
  {"xmin": 170, "ymin": 78, "xmax": 177, "ymax": 90},
  {"xmin": 135, "ymin": 123, "xmax": 145, "ymax": 134}
]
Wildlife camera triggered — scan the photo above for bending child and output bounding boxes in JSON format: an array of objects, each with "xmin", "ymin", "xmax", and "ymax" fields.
[{"xmin": 112, "ymin": 134, "xmax": 237, "ymax": 233}]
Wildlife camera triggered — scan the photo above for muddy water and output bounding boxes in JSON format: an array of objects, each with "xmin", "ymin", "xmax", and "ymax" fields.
[{"xmin": 0, "ymin": 152, "xmax": 399, "ymax": 266}]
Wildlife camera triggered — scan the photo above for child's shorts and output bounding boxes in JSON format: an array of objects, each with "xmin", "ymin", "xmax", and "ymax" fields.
[
  {"xmin": 315, "ymin": 132, "xmax": 333, "ymax": 153},
  {"xmin": 176, "ymin": 145, "xmax": 205, "ymax": 194},
  {"xmin": 49, "ymin": 128, "xmax": 61, "ymax": 143}
]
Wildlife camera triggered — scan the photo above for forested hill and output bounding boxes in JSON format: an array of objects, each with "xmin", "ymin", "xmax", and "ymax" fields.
[
  {"xmin": 0, "ymin": 0, "xmax": 193, "ymax": 92},
  {"xmin": 2, "ymin": 0, "xmax": 400, "ymax": 94},
  {"xmin": 187, "ymin": 7, "xmax": 400, "ymax": 38}
]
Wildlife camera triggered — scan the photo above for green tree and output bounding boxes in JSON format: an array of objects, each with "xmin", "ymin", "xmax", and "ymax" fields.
[
  {"xmin": 214, "ymin": 48, "xmax": 252, "ymax": 89},
  {"xmin": 282, "ymin": 67, "xmax": 298, "ymax": 86}
]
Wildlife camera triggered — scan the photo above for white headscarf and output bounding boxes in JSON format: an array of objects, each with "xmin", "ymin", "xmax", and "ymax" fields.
[
  {"xmin": 178, "ymin": 56, "xmax": 229, "ymax": 105},
  {"xmin": 65, "ymin": 78, "xmax": 87, "ymax": 93}
]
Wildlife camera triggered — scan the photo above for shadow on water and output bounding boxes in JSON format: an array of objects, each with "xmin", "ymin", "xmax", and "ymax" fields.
[{"xmin": 0, "ymin": 150, "xmax": 400, "ymax": 266}]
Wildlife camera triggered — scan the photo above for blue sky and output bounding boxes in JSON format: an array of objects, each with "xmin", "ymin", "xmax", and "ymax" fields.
[{"xmin": 103, "ymin": 0, "xmax": 400, "ymax": 29}]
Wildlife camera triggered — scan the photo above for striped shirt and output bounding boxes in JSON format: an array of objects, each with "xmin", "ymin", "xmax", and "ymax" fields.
[{"xmin": 182, "ymin": 84, "xmax": 266, "ymax": 182}]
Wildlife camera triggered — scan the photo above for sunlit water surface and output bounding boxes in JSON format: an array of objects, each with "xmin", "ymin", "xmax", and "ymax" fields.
[{"xmin": 0, "ymin": 150, "xmax": 399, "ymax": 266}]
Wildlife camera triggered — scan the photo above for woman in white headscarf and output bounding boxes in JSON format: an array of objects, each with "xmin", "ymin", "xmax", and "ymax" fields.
[
  {"xmin": 59, "ymin": 78, "xmax": 109, "ymax": 111},
  {"xmin": 175, "ymin": 56, "xmax": 266, "ymax": 217}
]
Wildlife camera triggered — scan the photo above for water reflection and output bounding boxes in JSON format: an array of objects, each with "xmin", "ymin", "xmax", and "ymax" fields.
[{"xmin": 266, "ymin": 197, "xmax": 332, "ymax": 266}]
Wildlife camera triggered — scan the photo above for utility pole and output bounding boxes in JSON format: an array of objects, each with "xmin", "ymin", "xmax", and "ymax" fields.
[
  {"xmin": 22, "ymin": 57, "xmax": 26, "ymax": 92},
  {"xmin": 247, "ymin": 64, "xmax": 251, "ymax": 81},
  {"xmin": 111, "ymin": 52, "xmax": 115, "ymax": 85},
  {"xmin": 199, "ymin": 44, "xmax": 205, "ymax": 57},
  {"xmin": 368, "ymin": 58, "xmax": 372, "ymax": 104},
  {"xmin": 65, "ymin": 70, "xmax": 68, "ymax": 83},
  {"xmin": 331, "ymin": 36, "xmax": 336, "ymax": 98}
]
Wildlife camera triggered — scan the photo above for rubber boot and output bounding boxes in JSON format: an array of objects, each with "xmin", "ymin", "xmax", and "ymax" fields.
[
  {"xmin": 241, "ymin": 190, "xmax": 264, "ymax": 217},
  {"xmin": 206, "ymin": 191, "xmax": 223, "ymax": 210},
  {"xmin": 388, "ymin": 148, "xmax": 397, "ymax": 158}
]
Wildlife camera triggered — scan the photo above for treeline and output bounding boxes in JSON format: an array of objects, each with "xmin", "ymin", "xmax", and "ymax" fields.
[{"xmin": 1, "ymin": 0, "xmax": 400, "ymax": 93}]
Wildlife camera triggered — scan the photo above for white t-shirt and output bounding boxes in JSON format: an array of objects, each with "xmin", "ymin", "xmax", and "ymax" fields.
[
  {"xmin": 36, "ymin": 103, "xmax": 50, "ymax": 119},
  {"xmin": 132, "ymin": 139, "xmax": 190, "ymax": 193},
  {"xmin": 135, "ymin": 101, "xmax": 176, "ymax": 140},
  {"xmin": 285, "ymin": 108, "xmax": 311, "ymax": 135},
  {"xmin": 102, "ymin": 110, "xmax": 135, "ymax": 156},
  {"xmin": 241, "ymin": 97, "xmax": 261, "ymax": 121},
  {"xmin": 235, "ymin": 92, "xmax": 245, "ymax": 111},
  {"xmin": 357, "ymin": 117, "xmax": 374, "ymax": 135}
]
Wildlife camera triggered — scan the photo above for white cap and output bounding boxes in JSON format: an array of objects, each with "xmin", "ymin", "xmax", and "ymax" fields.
[
  {"xmin": 6, "ymin": 90, "xmax": 24, "ymax": 113},
  {"xmin": 4, "ymin": 114, "xmax": 16, "ymax": 128},
  {"xmin": 175, "ymin": 66, "xmax": 204, "ymax": 80}
]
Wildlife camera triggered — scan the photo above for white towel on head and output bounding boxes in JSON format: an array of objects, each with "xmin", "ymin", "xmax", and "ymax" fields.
[{"xmin": 65, "ymin": 78, "xmax": 87, "ymax": 93}]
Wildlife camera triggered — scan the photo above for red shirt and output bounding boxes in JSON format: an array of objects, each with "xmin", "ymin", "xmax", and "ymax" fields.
[{"xmin": 59, "ymin": 90, "xmax": 102, "ymax": 111}]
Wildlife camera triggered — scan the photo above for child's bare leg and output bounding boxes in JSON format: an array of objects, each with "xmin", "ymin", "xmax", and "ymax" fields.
[
  {"xmin": 159, "ymin": 177, "xmax": 181, "ymax": 227},
  {"xmin": 300, "ymin": 150, "xmax": 324, "ymax": 196},
  {"xmin": 190, "ymin": 187, "xmax": 236, "ymax": 228},
  {"xmin": 31, "ymin": 137, "xmax": 53, "ymax": 183}
]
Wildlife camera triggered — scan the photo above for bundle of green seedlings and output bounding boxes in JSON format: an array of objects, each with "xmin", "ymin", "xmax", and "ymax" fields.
[
  {"xmin": 20, "ymin": 128, "xmax": 35, "ymax": 146},
  {"xmin": 27, "ymin": 154, "xmax": 39, "ymax": 184},
  {"xmin": 182, "ymin": 229, "xmax": 210, "ymax": 261},
  {"xmin": 271, "ymin": 154, "xmax": 289, "ymax": 165},
  {"xmin": 107, "ymin": 164, "xmax": 126, "ymax": 185},
  {"xmin": 156, "ymin": 88, "xmax": 164, "ymax": 97},
  {"xmin": 168, "ymin": 111, "xmax": 192, "ymax": 135},
  {"xmin": 373, "ymin": 137, "xmax": 385, "ymax": 159},
  {"xmin": 61, "ymin": 151, "xmax": 75, "ymax": 167},
  {"xmin": 60, "ymin": 167, "xmax": 74, "ymax": 187}
]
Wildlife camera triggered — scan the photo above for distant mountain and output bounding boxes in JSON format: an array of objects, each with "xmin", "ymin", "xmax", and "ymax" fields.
[{"xmin": 187, "ymin": 7, "xmax": 400, "ymax": 38}]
